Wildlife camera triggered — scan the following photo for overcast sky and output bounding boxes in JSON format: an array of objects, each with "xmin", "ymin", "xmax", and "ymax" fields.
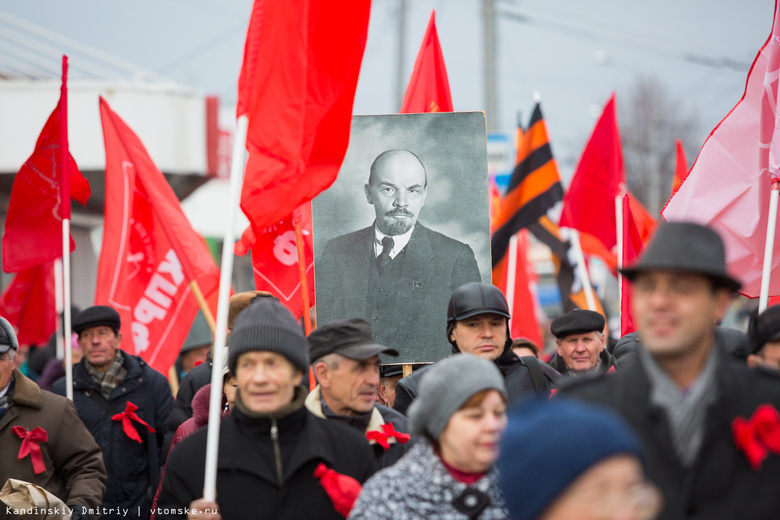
[{"xmin": 0, "ymin": 0, "xmax": 774, "ymax": 180}]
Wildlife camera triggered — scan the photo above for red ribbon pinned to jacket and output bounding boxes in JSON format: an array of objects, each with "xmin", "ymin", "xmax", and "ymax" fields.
[
  {"xmin": 732, "ymin": 404, "xmax": 780, "ymax": 470},
  {"xmin": 313, "ymin": 463, "xmax": 362, "ymax": 518},
  {"xmin": 12, "ymin": 426, "xmax": 48, "ymax": 474},
  {"xmin": 365, "ymin": 423, "xmax": 411, "ymax": 450},
  {"xmin": 111, "ymin": 401, "xmax": 156, "ymax": 443}
]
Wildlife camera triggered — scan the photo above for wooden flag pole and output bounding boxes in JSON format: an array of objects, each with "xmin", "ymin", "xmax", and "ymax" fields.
[
  {"xmin": 189, "ymin": 280, "xmax": 217, "ymax": 334},
  {"xmin": 293, "ymin": 218, "xmax": 312, "ymax": 335},
  {"xmin": 759, "ymin": 180, "xmax": 780, "ymax": 312},
  {"xmin": 203, "ymin": 114, "xmax": 248, "ymax": 503}
]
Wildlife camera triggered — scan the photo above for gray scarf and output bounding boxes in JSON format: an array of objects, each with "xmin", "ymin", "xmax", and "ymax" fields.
[{"xmin": 640, "ymin": 344, "xmax": 718, "ymax": 468}]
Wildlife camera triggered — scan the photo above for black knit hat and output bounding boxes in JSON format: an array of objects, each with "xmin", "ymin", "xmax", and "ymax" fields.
[
  {"xmin": 73, "ymin": 305, "xmax": 121, "ymax": 334},
  {"xmin": 227, "ymin": 298, "xmax": 309, "ymax": 374}
]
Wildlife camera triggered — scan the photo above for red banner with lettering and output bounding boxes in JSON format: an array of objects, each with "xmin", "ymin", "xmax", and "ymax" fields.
[{"xmin": 96, "ymin": 97, "xmax": 219, "ymax": 375}]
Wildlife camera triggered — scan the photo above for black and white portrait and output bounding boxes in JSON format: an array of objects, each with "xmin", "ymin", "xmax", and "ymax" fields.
[{"xmin": 313, "ymin": 112, "xmax": 490, "ymax": 364}]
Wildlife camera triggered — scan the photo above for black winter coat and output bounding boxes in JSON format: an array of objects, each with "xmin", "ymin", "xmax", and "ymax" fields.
[
  {"xmin": 156, "ymin": 396, "xmax": 377, "ymax": 520},
  {"xmin": 560, "ymin": 341, "xmax": 780, "ymax": 520},
  {"xmin": 52, "ymin": 353, "xmax": 173, "ymax": 520}
]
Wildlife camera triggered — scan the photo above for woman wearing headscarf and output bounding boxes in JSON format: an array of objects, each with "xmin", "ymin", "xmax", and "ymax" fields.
[{"xmin": 349, "ymin": 354, "xmax": 509, "ymax": 519}]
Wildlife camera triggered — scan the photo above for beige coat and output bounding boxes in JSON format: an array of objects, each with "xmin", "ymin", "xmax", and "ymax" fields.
[{"xmin": 0, "ymin": 368, "xmax": 106, "ymax": 509}]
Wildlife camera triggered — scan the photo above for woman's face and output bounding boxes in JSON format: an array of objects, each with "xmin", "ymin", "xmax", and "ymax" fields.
[
  {"xmin": 223, "ymin": 376, "xmax": 238, "ymax": 411},
  {"xmin": 438, "ymin": 390, "xmax": 507, "ymax": 473}
]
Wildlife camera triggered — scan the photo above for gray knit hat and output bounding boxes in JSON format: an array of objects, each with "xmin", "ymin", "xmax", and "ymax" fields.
[
  {"xmin": 227, "ymin": 298, "xmax": 308, "ymax": 374},
  {"xmin": 408, "ymin": 354, "xmax": 507, "ymax": 439}
]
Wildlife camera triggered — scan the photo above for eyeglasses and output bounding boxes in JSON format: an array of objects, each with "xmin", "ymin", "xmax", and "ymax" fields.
[{"xmin": 572, "ymin": 480, "xmax": 664, "ymax": 520}]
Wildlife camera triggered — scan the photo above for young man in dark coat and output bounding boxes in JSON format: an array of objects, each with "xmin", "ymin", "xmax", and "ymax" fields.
[
  {"xmin": 306, "ymin": 318, "xmax": 411, "ymax": 469},
  {"xmin": 155, "ymin": 297, "xmax": 376, "ymax": 520},
  {"xmin": 52, "ymin": 306, "xmax": 173, "ymax": 520},
  {"xmin": 561, "ymin": 222, "xmax": 780, "ymax": 520},
  {"xmin": 393, "ymin": 282, "xmax": 561, "ymax": 415}
]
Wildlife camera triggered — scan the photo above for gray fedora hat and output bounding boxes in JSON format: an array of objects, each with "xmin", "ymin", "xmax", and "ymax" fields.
[{"xmin": 620, "ymin": 222, "xmax": 741, "ymax": 292}]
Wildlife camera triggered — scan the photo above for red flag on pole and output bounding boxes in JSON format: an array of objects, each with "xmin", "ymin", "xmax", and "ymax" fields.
[
  {"xmin": 2, "ymin": 74, "xmax": 90, "ymax": 273},
  {"xmin": 670, "ymin": 139, "xmax": 689, "ymax": 197},
  {"xmin": 560, "ymin": 93, "xmax": 625, "ymax": 252},
  {"xmin": 400, "ymin": 11, "xmax": 453, "ymax": 113},
  {"xmin": 621, "ymin": 194, "xmax": 644, "ymax": 336},
  {"xmin": 234, "ymin": 204, "xmax": 315, "ymax": 319},
  {"xmin": 237, "ymin": 0, "xmax": 371, "ymax": 236},
  {"xmin": 0, "ymin": 261, "xmax": 56, "ymax": 346},
  {"xmin": 662, "ymin": 0, "xmax": 780, "ymax": 297},
  {"xmin": 97, "ymin": 97, "xmax": 220, "ymax": 375}
]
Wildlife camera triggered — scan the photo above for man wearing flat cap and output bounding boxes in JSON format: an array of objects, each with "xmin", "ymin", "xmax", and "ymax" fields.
[
  {"xmin": 0, "ymin": 316, "xmax": 107, "ymax": 519},
  {"xmin": 561, "ymin": 222, "xmax": 780, "ymax": 520},
  {"xmin": 548, "ymin": 309, "xmax": 614, "ymax": 376},
  {"xmin": 52, "ymin": 305, "xmax": 172, "ymax": 520},
  {"xmin": 306, "ymin": 318, "xmax": 411, "ymax": 468}
]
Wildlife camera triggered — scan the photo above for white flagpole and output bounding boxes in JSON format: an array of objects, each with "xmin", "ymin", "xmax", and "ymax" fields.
[
  {"xmin": 759, "ymin": 182, "xmax": 780, "ymax": 312},
  {"xmin": 569, "ymin": 229, "xmax": 597, "ymax": 311},
  {"xmin": 54, "ymin": 259, "xmax": 64, "ymax": 360},
  {"xmin": 203, "ymin": 115, "xmax": 248, "ymax": 502},
  {"xmin": 506, "ymin": 234, "xmax": 518, "ymax": 327},
  {"xmin": 616, "ymin": 193, "xmax": 624, "ymax": 328},
  {"xmin": 62, "ymin": 219, "xmax": 73, "ymax": 401}
]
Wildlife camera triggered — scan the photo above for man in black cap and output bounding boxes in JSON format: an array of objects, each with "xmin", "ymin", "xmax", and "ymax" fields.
[
  {"xmin": 155, "ymin": 298, "xmax": 376, "ymax": 520},
  {"xmin": 747, "ymin": 304, "xmax": 780, "ymax": 370},
  {"xmin": 548, "ymin": 309, "xmax": 614, "ymax": 376},
  {"xmin": 306, "ymin": 318, "xmax": 411, "ymax": 468},
  {"xmin": 52, "ymin": 305, "xmax": 172, "ymax": 520},
  {"xmin": 378, "ymin": 364, "xmax": 404, "ymax": 408},
  {"xmin": 393, "ymin": 282, "xmax": 561, "ymax": 415},
  {"xmin": 561, "ymin": 222, "xmax": 780, "ymax": 519}
]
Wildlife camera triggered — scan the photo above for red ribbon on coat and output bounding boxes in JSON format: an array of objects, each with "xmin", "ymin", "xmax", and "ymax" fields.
[
  {"xmin": 313, "ymin": 463, "xmax": 362, "ymax": 518},
  {"xmin": 732, "ymin": 404, "xmax": 780, "ymax": 470},
  {"xmin": 365, "ymin": 423, "xmax": 410, "ymax": 450},
  {"xmin": 111, "ymin": 401, "xmax": 156, "ymax": 443},
  {"xmin": 12, "ymin": 426, "xmax": 48, "ymax": 474}
]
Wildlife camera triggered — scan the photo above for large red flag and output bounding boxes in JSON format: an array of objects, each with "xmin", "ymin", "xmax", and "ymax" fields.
[
  {"xmin": 0, "ymin": 261, "xmax": 56, "ymax": 346},
  {"xmin": 234, "ymin": 204, "xmax": 315, "ymax": 319},
  {"xmin": 400, "ymin": 11, "xmax": 454, "ymax": 113},
  {"xmin": 97, "ymin": 97, "xmax": 220, "ymax": 375},
  {"xmin": 237, "ymin": 0, "xmax": 371, "ymax": 236},
  {"xmin": 663, "ymin": 0, "xmax": 780, "ymax": 297},
  {"xmin": 621, "ymin": 194, "xmax": 644, "ymax": 337},
  {"xmin": 559, "ymin": 93, "xmax": 625, "ymax": 252},
  {"xmin": 2, "ymin": 72, "xmax": 90, "ymax": 273}
]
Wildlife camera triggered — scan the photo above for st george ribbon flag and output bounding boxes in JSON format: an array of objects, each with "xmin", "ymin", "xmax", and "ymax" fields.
[
  {"xmin": 234, "ymin": 204, "xmax": 315, "ymax": 319},
  {"xmin": 0, "ymin": 261, "xmax": 56, "ymax": 346},
  {"xmin": 97, "ymin": 97, "xmax": 220, "ymax": 375},
  {"xmin": 560, "ymin": 93, "xmax": 625, "ymax": 252},
  {"xmin": 663, "ymin": 0, "xmax": 780, "ymax": 297},
  {"xmin": 237, "ymin": 0, "xmax": 371, "ymax": 236},
  {"xmin": 3, "ymin": 75, "xmax": 90, "ymax": 273},
  {"xmin": 400, "ymin": 10, "xmax": 454, "ymax": 113}
]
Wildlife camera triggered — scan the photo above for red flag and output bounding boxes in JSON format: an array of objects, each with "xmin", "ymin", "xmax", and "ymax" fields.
[
  {"xmin": 670, "ymin": 139, "xmax": 689, "ymax": 196},
  {"xmin": 492, "ymin": 230, "xmax": 543, "ymax": 346},
  {"xmin": 0, "ymin": 261, "xmax": 56, "ymax": 346},
  {"xmin": 400, "ymin": 11, "xmax": 453, "ymax": 113},
  {"xmin": 234, "ymin": 205, "xmax": 315, "ymax": 319},
  {"xmin": 560, "ymin": 93, "xmax": 625, "ymax": 252},
  {"xmin": 621, "ymin": 194, "xmax": 644, "ymax": 336},
  {"xmin": 627, "ymin": 192, "xmax": 658, "ymax": 244},
  {"xmin": 237, "ymin": 0, "xmax": 370, "ymax": 235},
  {"xmin": 97, "ymin": 97, "xmax": 220, "ymax": 375},
  {"xmin": 663, "ymin": 0, "xmax": 780, "ymax": 297},
  {"xmin": 3, "ymin": 61, "xmax": 90, "ymax": 273}
]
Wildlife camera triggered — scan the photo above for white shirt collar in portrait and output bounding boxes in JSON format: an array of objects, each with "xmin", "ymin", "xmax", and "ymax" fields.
[{"xmin": 373, "ymin": 226, "xmax": 414, "ymax": 259}]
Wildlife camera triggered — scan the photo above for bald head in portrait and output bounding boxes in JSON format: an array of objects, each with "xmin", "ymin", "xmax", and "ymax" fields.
[{"xmin": 315, "ymin": 149, "xmax": 481, "ymax": 362}]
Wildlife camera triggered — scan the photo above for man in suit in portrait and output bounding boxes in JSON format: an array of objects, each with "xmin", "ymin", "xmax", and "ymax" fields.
[{"xmin": 316, "ymin": 149, "xmax": 481, "ymax": 362}]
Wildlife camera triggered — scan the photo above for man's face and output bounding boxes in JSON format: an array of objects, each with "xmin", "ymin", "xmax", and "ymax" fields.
[
  {"xmin": 236, "ymin": 351, "xmax": 303, "ymax": 414},
  {"xmin": 449, "ymin": 314, "xmax": 508, "ymax": 361},
  {"xmin": 78, "ymin": 326, "xmax": 121, "ymax": 371},
  {"xmin": 180, "ymin": 345, "xmax": 212, "ymax": 374},
  {"xmin": 317, "ymin": 354, "xmax": 381, "ymax": 416},
  {"xmin": 631, "ymin": 271, "xmax": 729, "ymax": 360},
  {"xmin": 0, "ymin": 351, "xmax": 14, "ymax": 389},
  {"xmin": 364, "ymin": 151, "xmax": 427, "ymax": 236},
  {"xmin": 556, "ymin": 331, "xmax": 604, "ymax": 373}
]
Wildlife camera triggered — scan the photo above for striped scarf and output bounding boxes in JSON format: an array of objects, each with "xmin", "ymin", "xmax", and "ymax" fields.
[{"xmin": 86, "ymin": 350, "xmax": 127, "ymax": 400}]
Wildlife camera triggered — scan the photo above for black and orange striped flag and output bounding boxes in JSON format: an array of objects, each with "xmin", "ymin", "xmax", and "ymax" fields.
[{"xmin": 491, "ymin": 103, "xmax": 563, "ymax": 268}]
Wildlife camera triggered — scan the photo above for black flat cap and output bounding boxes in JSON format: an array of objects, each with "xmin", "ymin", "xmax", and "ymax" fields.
[
  {"xmin": 308, "ymin": 318, "xmax": 398, "ymax": 363},
  {"xmin": 550, "ymin": 310, "xmax": 605, "ymax": 339},
  {"xmin": 748, "ymin": 305, "xmax": 780, "ymax": 354},
  {"xmin": 73, "ymin": 305, "xmax": 121, "ymax": 334}
]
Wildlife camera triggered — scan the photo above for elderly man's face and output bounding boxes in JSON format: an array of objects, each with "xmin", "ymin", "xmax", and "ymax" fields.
[
  {"xmin": 364, "ymin": 151, "xmax": 427, "ymax": 236},
  {"xmin": 556, "ymin": 331, "xmax": 604, "ymax": 373}
]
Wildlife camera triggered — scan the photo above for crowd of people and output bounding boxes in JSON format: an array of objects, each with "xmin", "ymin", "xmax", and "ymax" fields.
[{"xmin": 2, "ymin": 221, "xmax": 780, "ymax": 520}]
